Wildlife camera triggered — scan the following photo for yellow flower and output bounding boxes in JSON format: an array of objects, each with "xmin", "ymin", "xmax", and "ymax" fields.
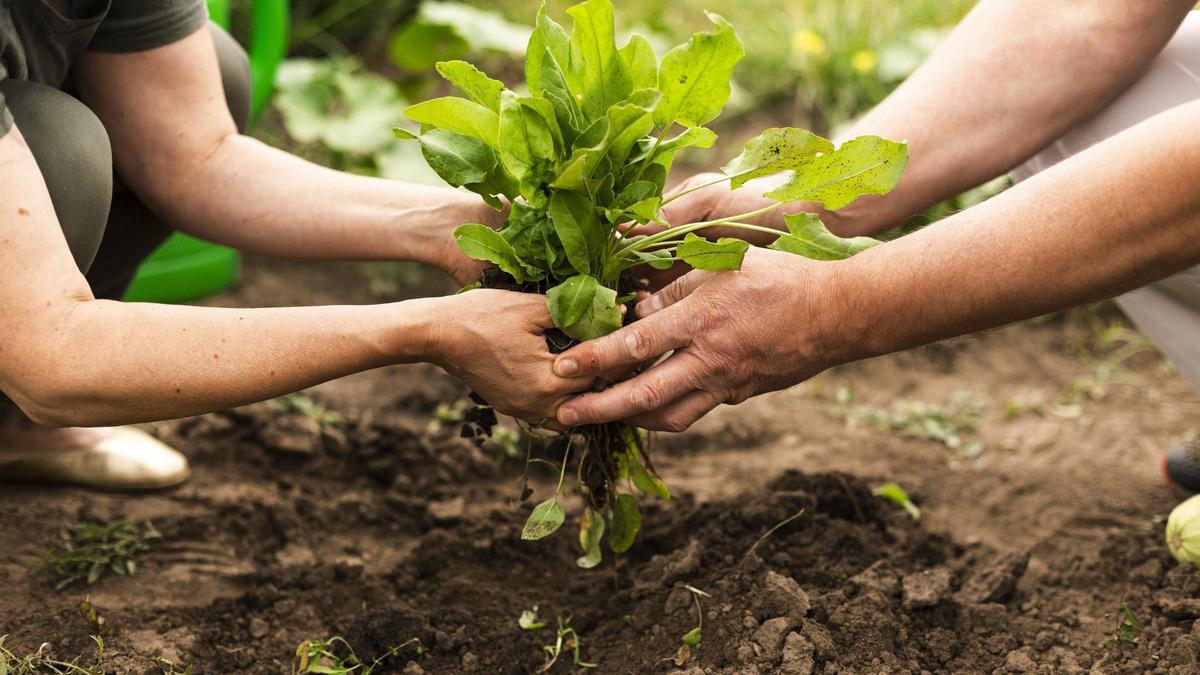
[
  {"xmin": 851, "ymin": 49, "xmax": 878, "ymax": 74},
  {"xmin": 792, "ymin": 29, "xmax": 827, "ymax": 59}
]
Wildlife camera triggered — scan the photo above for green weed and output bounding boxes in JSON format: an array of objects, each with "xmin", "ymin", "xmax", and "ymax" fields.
[
  {"xmin": 292, "ymin": 636, "xmax": 423, "ymax": 675},
  {"xmin": 1103, "ymin": 605, "xmax": 1143, "ymax": 648},
  {"xmin": 42, "ymin": 521, "xmax": 161, "ymax": 591}
]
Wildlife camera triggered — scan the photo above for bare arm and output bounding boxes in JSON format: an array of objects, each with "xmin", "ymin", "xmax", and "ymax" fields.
[
  {"xmin": 71, "ymin": 26, "xmax": 495, "ymax": 280},
  {"xmin": 665, "ymin": 0, "xmax": 1195, "ymax": 237},
  {"xmin": 0, "ymin": 128, "xmax": 579, "ymax": 428},
  {"xmin": 552, "ymin": 100, "xmax": 1200, "ymax": 430}
]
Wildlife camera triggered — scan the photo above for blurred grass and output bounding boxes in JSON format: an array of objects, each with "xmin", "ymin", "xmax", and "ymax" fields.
[{"xmin": 476, "ymin": 0, "xmax": 976, "ymax": 131}]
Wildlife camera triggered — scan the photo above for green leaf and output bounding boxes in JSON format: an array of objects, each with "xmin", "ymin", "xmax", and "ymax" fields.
[
  {"xmin": 648, "ymin": 126, "xmax": 718, "ymax": 165},
  {"xmin": 765, "ymin": 135, "xmax": 909, "ymax": 210},
  {"xmin": 874, "ymin": 482, "xmax": 921, "ymax": 521},
  {"xmin": 405, "ymin": 97, "xmax": 500, "ymax": 148},
  {"xmin": 769, "ymin": 213, "xmax": 881, "ymax": 261},
  {"xmin": 392, "ymin": 127, "xmax": 418, "ymax": 140},
  {"xmin": 576, "ymin": 507, "xmax": 606, "ymax": 569},
  {"xmin": 526, "ymin": 2, "xmax": 571, "ymax": 97},
  {"xmin": 502, "ymin": 202, "xmax": 559, "ymax": 275},
  {"xmin": 677, "ymin": 233, "xmax": 749, "ymax": 271},
  {"xmin": 633, "ymin": 248, "xmax": 674, "ymax": 270},
  {"xmin": 621, "ymin": 34, "xmax": 659, "ymax": 91},
  {"xmin": 519, "ymin": 96, "xmax": 566, "ymax": 154},
  {"xmin": 547, "ymin": 275, "xmax": 600, "ymax": 329},
  {"xmin": 435, "ymin": 60, "xmax": 505, "ymax": 112},
  {"xmin": 522, "ymin": 499, "xmax": 566, "ymax": 540},
  {"xmin": 654, "ymin": 12, "xmax": 744, "ymax": 128},
  {"xmin": 682, "ymin": 627, "xmax": 702, "ymax": 647},
  {"xmin": 566, "ymin": 0, "xmax": 633, "ymax": 121},
  {"xmin": 454, "ymin": 223, "xmax": 537, "ymax": 282},
  {"xmin": 603, "ymin": 89, "xmax": 662, "ymax": 167},
  {"xmin": 723, "ymin": 127, "xmax": 835, "ymax": 189},
  {"xmin": 609, "ymin": 494, "xmax": 641, "ymax": 553},
  {"xmin": 499, "ymin": 91, "xmax": 557, "ymax": 202},
  {"xmin": 560, "ymin": 284, "xmax": 623, "ymax": 342},
  {"xmin": 417, "ymin": 129, "xmax": 494, "ymax": 187},
  {"xmin": 549, "ymin": 190, "xmax": 605, "ymax": 276},
  {"xmin": 629, "ymin": 447, "xmax": 670, "ymax": 500}
]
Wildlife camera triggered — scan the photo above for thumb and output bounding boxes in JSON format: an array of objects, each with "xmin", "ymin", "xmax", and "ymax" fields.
[{"xmin": 636, "ymin": 269, "xmax": 712, "ymax": 319}]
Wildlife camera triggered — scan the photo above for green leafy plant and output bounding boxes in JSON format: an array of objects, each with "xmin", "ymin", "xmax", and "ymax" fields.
[
  {"xmin": 292, "ymin": 636, "xmax": 423, "ymax": 675},
  {"xmin": 42, "ymin": 521, "xmax": 162, "ymax": 591},
  {"xmin": 1103, "ymin": 605, "xmax": 1143, "ymax": 649},
  {"xmin": 397, "ymin": 0, "xmax": 907, "ymax": 566},
  {"xmin": 537, "ymin": 615, "xmax": 596, "ymax": 672}
]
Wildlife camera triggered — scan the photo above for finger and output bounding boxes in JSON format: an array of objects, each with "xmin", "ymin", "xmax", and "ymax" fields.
[
  {"xmin": 629, "ymin": 389, "xmax": 724, "ymax": 433},
  {"xmin": 553, "ymin": 304, "xmax": 691, "ymax": 379},
  {"xmin": 556, "ymin": 351, "xmax": 697, "ymax": 427},
  {"xmin": 636, "ymin": 269, "xmax": 713, "ymax": 318}
]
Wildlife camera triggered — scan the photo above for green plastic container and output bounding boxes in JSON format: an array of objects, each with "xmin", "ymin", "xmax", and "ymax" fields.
[{"xmin": 123, "ymin": 0, "xmax": 290, "ymax": 304}]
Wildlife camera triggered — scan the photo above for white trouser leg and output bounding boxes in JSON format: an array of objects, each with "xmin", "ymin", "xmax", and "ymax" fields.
[{"xmin": 1011, "ymin": 13, "xmax": 1200, "ymax": 390}]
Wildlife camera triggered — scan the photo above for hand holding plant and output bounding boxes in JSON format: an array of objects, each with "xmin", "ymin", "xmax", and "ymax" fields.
[{"xmin": 396, "ymin": 0, "xmax": 908, "ymax": 565}]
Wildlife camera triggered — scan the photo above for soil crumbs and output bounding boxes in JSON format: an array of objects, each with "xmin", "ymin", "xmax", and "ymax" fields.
[{"xmin": 0, "ymin": 258, "xmax": 1196, "ymax": 674}]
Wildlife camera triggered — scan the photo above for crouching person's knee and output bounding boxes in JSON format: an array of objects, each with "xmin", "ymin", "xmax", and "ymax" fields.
[{"xmin": 0, "ymin": 80, "xmax": 113, "ymax": 274}]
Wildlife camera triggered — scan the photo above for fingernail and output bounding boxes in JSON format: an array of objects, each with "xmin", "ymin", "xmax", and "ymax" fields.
[
  {"xmin": 559, "ymin": 407, "xmax": 579, "ymax": 426},
  {"xmin": 556, "ymin": 358, "xmax": 579, "ymax": 376}
]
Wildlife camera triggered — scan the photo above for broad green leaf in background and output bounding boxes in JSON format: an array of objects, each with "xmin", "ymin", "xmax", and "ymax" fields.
[
  {"xmin": 547, "ymin": 274, "xmax": 600, "ymax": 329},
  {"xmin": 526, "ymin": 2, "xmax": 571, "ymax": 97},
  {"xmin": 405, "ymin": 96, "xmax": 500, "ymax": 148},
  {"xmin": 576, "ymin": 507, "xmax": 606, "ymax": 569},
  {"xmin": 522, "ymin": 499, "xmax": 566, "ymax": 540},
  {"xmin": 602, "ymin": 89, "xmax": 662, "ymax": 167},
  {"xmin": 654, "ymin": 12, "xmax": 744, "ymax": 128},
  {"xmin": 454, "ymin": 223, "xmax": 538, "ymax": 282},
  {"xmin": 766, "ymin": 135, "xmax": 908, "ymax": 210},
  {"xmin": 549, "ymin": 190, "xmax": 604, "ymax": 276},
  {"xmin": 769, "ymin": 212, "xmax": 881, "ymax": 261},
  {"xmin": 435, "ymin": 60, "xmax": 505, "ymax": 112},
  {"xmin": 417, "ymin": 129, "xmax": 494, "ymax": 187},
  {"xmin": 621, "ymin": 34, "xmax": 659, "ymax": 91},
  {"xmin": 609, "ymin": 494, "xmax": 641, "ymax": 553},
  {"xmin": 499, "ymin": 91, "xmax": 557, "ymax": 201},
  {"xmin": 723, "ymin": 128, "xmax": 835, "ymax": 189},
  {"xmin": 566, "ymin": 0, "xmax": 633, "ymax": 121},
  {"xmin": 559, "ymin": 284, "xmax": 622, "ymax": 341},
  {"xmin": 676, "ymin": 233, "xmax": 749, "ymax": 270}
]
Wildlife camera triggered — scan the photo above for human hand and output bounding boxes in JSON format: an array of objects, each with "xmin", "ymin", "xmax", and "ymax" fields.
[
  {"xmin": 430, "ymin": 290, "xmax": 590, "ymax": 423},
  {"xmin": 551, "ymin": 248, "xmax": 861, "ymax": 431},
  {"xmin": 432, "ymin": 201, "xmax": 511, "ymax": 286}
]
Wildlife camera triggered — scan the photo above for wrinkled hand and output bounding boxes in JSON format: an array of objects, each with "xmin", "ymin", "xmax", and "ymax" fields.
[
  {"xmin": 629, "ymin": 173, "xmax": 806, "ymax": 292},
  {"xmin": 432, "ymin": 290, "xmax": 590, "ymax": 423},
  {"xmin": 552, "ymin": 248, "xmax": 857, "ymax": 431}
]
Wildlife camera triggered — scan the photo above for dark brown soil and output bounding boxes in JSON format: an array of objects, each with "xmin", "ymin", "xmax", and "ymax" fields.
[{"xmin": 0, "ymin": 257, "xmax": 1197, "ymax": 674}]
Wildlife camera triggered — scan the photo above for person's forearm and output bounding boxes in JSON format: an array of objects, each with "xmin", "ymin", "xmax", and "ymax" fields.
[
  {"xmin": 837, "ymin": 100, "xmax": 1200, "ymax": 363},
  {"xmin": 827, "ymin": 0, "xmax": 1193, "ymax": 236},
  {"xmin": 8, "ymin": 298, "xmax": 439, "ymax": 427},
  {"xmin": 140, "ymin": 135, "xmax": 502, "ymax": 263}
]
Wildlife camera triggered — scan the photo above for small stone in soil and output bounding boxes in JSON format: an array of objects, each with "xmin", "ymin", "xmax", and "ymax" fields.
[
  {"xmin": 758, "ymin": 569, "xmax": 811, "ymax": 621},
  {"xmin": 902, "ymin": 566, "xmax": 954, "ymax": 610},
  {"xmin": 753, "ymin": 616, "xmax": 796, "ymax": 662},
  {"xmin": 954, "ymin": 552, "xmax": 1029, "ymax": 604},
  {"xmin": 780, "ymin": 631, "xmax": 815, "ymax": 675}
]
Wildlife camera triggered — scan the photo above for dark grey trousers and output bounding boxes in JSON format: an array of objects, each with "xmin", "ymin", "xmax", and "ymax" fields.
[{"xmin": 0, "ymin": 24, "xmax": 251, "ymax": 420}]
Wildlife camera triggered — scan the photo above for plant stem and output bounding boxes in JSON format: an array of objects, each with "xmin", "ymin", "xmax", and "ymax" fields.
[
  {"xmin": 659, "ymin": 173, "xmax": 738, "ymax": 208},
  {"xmin": 613, "ymin": 203, "xmax": 784, "ymax": 259}
]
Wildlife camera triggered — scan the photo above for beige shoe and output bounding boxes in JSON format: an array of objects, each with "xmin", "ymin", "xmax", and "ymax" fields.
[{"xmin": 0, "ymin": 427, "xmax": 190, "ymax": 490}]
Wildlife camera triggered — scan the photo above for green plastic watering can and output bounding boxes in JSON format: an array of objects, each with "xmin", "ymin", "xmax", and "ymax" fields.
[{"xmin": 123, "ymin": 0, "xmax": 290, "ymax": 304}]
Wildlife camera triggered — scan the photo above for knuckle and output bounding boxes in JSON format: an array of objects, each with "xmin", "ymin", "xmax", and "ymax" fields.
[
  {"xmin": 625, "ymin": 328, "xmax": 655, "ymax": 361},
  {"xmin": 631, "ymin": 382, "xmax": 664, "ymax": 412},
  {"xmin": 662, "ymin": 415, "xmax": 693, "ymax": 433}
]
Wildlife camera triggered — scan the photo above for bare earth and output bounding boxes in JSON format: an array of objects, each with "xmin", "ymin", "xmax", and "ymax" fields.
[{"xmin": 1, "ymin": 257, "xmax": 1197, "ymax": 674}]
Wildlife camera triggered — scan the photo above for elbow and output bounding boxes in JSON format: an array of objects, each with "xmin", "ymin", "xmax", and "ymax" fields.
[{"xmin": 4, "ymin": 369, "xmax": 107, "ymax": 428}]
